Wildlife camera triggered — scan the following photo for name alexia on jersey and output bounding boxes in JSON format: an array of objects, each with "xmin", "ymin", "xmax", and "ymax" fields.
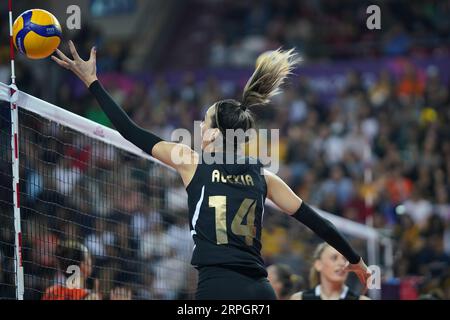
[{"xmin": 211, "ymin": 169, "xmax": 255, "ymax": 186}]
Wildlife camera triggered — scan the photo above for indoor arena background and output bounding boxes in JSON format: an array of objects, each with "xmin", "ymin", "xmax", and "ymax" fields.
[{"xmin": 0, "ymin": 0, "xmax": 449, "ymax": 300}]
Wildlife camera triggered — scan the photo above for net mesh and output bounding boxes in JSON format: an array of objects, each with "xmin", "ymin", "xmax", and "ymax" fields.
[
  {"xmin": 0, "ymin": 101, "xmax": 16, "ymax": 299},
  {"xmin": 0, "ymin": 100, "xmax": 196, "ymax": 300}
]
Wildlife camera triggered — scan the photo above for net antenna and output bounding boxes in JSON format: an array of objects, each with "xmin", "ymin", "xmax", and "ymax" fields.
[{"xmin": 8, "ymin": 0, "xmax": 25, "ymax": 300}]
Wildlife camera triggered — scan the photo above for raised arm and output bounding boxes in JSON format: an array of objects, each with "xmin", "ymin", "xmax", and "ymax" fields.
[
  {"xmin": 88, "ymin": 80, "xmax": 163, "ymax": 156},
  {"xmin": 52, "ymin": 41, "xmax": 197, "ymax": 186},
  {"xmin": 263, "ymin": 169, "xmax": 371, "ymax": 287}
]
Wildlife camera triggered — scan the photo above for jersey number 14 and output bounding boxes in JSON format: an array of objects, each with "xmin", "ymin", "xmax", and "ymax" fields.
[{"xmin": 209, "ymin": 196, "xmax": 257, "ymax": 246}]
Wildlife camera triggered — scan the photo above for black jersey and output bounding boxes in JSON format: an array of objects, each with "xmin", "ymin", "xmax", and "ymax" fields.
[
  {"xmin": 186, "ymin": 152, "xmax": 268, "ymax": 277},
  {"xmin": 301, "ymin": 285, "xmax": 359, "ymax": 300}
]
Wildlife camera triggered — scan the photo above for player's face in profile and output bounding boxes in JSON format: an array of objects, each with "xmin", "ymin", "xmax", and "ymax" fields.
[
  {"xmin": 315, "ymin": 246, "xmax": 348, "ymax": 284},
  {"xmin": 200, "ymin": 105, "xmax": 220, "ymax": 150}
]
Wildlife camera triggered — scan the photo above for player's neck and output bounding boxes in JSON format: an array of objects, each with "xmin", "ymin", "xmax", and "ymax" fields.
[
  {"xmin": 319, "ymin": 278, "xmax": 344, "ymax": 300},
  {"xmin": 204, "ymin": 143, "xmax": 241, "ymax": 155}
]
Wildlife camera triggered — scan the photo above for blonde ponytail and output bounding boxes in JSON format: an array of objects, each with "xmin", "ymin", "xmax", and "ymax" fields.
[{"xmin": 242, "ymin": 48, "xmax": 299, "ymax": 107}]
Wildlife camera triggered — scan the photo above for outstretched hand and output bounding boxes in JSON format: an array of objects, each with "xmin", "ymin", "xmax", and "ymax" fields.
[
  {"xmin": 344, "ymin": 258, "xmax": 371, "ymax": 295},
  {"xmin": 52, "ymin": 40, "xmax": 98, "ymax": 88}
]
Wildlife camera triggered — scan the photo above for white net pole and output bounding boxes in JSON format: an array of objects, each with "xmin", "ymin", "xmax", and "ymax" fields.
[{"xmin": 8, "ymin": 0, "xmax": 24, "ymax": 301}]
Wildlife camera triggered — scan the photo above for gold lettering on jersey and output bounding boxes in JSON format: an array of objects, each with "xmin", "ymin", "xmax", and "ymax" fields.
[
  {"xmin": 212, "ymin": 170, "xmax": 221, "ymax": 183},
  {"xmin": 211, "ymin": 170, "xmax": 254, "ymax": 186}
]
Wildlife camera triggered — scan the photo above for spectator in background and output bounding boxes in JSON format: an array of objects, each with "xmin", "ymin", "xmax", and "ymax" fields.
[
  {"xmin": 383, "ymin": 25, "xmax": 411, "ymax": 56},
  {"xmin": 26, "ymin": 217, "xmax": 59, "ymax": 272},
  {"xmin": 403, "ymin": 188, "xmax": 433, "ymax": 230},
  {"xmin": 444, "ymin": 276, "xmax": 450, "ymax": 300},
  {"xmin": 152, "ymin": 248, "xmax": 190, "ymax": 299},
  {"xmin": 291, "ymin": 243, "xmax": 369, "ymax": 300},
  {"xmin": 167, "ymin": 215, "xmax": 194, "ymax": 261},
  {"xmin": 209, "ymin": 36, "xmax": 228, "ymax": 67},
  {"xmin": 384, "ymin": 166, "xmax": 413, "ymax": 206},
  {"xmin": 53, "ymin": 156, "xmax": 82, "ymax": 196},
  {"xmin": 261, "ymin": 214, "xmax": 289, "ymax": 264},
  {"xmin": 414, "ymin": 233, "xmax": 450, "ymax": 278},
  {"xmin": 369, "ymin": 70, "xmax": 393, "ymax": 108},
  {"xmin": 317, "ymin": 165, "xmax": 355, "ymax": 208},
  {"xmin": 84, "ymin": 219, "xmax": 116, "ymax": 261},
  {"xmin": 109, "ymin": 286, "xmax": 132, "ymax": 300},
  {"xmin": 25, "ymin": 158, "xmax": 45, "ymax": 203},
  {"xmin": 397, "ymin": 63, "xmax": 424, "ymax": 99},
  {"xmin": 135, "ymin": 267, "xmax": 157, "ymax": 300},
  {"xmin": 395, "ymin": 214, "xmax": 421, "ymax": 254},
  {"xmin": 139, "ymin": 218, "xmax": 171, "ymax": 261},
  {"xmin": 42, "ymin": 241, "xmax": 99, "ymax": 300},
  {"xmin": 131, "ymin": 204, "xmax": 163, "ymax": 239},
  {"xmin": 267, "ymin": 264, "xmax": 304, "ymax": 300},
  {"xmin": 434, "ymin": 185, "xmax": 450, "ymax": 222}
]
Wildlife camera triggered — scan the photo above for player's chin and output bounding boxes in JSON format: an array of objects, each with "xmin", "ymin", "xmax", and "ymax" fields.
[{"xmin": 330, "ymin": 272, "xmax": 348, "ymax": 283}]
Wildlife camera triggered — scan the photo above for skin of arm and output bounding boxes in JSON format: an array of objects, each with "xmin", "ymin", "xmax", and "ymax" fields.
[{"xmin": 264, "ymin": 169, "xmax": 303, "ymax": 214}]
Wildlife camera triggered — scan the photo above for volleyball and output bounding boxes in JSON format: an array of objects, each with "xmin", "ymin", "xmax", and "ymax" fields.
[{"xmin": 12, "ymin": 9, "xmax": 62, "ymax": 60}]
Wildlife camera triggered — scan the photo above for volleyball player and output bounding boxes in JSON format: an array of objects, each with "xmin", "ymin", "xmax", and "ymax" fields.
[
  {"xmin": 290, "ymin": 243, "xmax": 370, "ymax": 300},
  {"xmin": 52, "ymin": 41, "xmax": 371, "ymax": 299},
  {"xmin": 267, "ymin": 264, "xmax": 304, "ymax": 300}
]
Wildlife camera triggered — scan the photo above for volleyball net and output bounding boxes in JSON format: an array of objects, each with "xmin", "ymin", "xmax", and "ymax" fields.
[
  {"xmin": 0, "ymin": 82, "xmax": 393, "ymax": 300},
  {"xmin": 0, "ymin": 82, "xmax": 195, "ymax": 300}
]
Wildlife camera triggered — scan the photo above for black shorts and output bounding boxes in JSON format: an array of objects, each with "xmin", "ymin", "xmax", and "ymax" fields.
[{"xmin": 195, "ymin": 265, "xmax": 276, "ymax": 300}]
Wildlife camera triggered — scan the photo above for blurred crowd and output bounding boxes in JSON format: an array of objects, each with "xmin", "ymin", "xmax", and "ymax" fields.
[
  {"xmin": 1, "ymin": 0, "xmax": 450, "ymax": 300},
  {"xmin": 169, "ymin": 0, "xmax": 450, "ymax": 68}
]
